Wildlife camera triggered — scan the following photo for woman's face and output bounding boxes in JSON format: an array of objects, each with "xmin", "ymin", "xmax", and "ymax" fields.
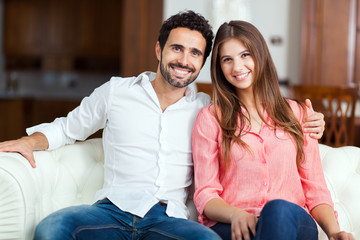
[{"xmin": 219, "ymin": 38, "xmax": 255, "ymax": 94}]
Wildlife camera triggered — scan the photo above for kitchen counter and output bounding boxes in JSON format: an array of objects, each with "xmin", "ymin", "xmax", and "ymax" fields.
[{"xmin": 0, "ymin": 71, "xmax": 113, "ymax": 100}]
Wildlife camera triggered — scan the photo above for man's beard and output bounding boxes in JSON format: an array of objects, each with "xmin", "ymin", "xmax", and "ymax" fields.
[{"xmin": 160, "ymin": 57, "xmax": 199, "ymax": 88}]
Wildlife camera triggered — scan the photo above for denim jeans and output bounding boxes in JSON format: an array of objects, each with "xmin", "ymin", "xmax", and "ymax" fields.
[
  {"xmin": 210, "ymin": 199, "xmax": 318, "ymax": 240},
  {"xmin": 34, "ymin": 199, "xmax": 221, "ymax": 240}
]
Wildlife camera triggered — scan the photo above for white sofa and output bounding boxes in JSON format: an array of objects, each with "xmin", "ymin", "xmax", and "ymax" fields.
[{"xmin": 0, "ymin": 138, "xmax": 359, "ymax": 240}]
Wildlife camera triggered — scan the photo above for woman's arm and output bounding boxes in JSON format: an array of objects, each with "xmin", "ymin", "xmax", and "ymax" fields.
[
  {"xmin": 204, "ymin": 198, "xmax": 257, "ymax": 240},
  {"xmin": 311, "ymin": 204, "xmax": 354, "ymax": 240}
]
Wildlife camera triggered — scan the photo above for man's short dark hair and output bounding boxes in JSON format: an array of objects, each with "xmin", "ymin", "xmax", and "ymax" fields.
[{"xmin": 158, "ymin": 10, "xmax": 214, "ymax": 64}]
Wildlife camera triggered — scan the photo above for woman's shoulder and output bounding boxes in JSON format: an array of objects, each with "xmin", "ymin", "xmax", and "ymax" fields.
[
  {"xmin": 285, "ymin": 98, "xmax": 307, "ymax": 121},
  {"xmin": 194, "ymin": 103, "xmax": 222, "ymax": 136},
  {"xmin": 198, "ymin": 103, "xmax": 216, "ymax": 118}
]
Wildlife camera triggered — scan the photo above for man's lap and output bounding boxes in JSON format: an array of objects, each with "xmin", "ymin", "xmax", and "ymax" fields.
[{"xmin": 34, "ymin": 198, "xmax": 220, "ymax": 240}]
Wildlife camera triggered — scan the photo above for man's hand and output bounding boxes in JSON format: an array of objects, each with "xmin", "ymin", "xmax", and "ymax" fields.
[
  {"xmin": 0, "ymin": 137, "xmax": 37, "ymax": 168},
  {"xmin": 302, "ymin": 99, "xmax": 325, "ymax": 139},
  {"xmin": 0, "ymin": 132, "xmax": 49, "ymax": 168}
]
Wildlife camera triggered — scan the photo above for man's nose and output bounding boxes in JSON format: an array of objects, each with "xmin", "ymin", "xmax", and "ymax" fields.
[{"xmin": 178, "ymin": 52, "xmax": 190, "ymax": 66}]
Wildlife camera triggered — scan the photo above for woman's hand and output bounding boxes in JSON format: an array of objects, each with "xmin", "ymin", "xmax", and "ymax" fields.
[
  {"xmin": 329, "ymin": 231, "xmax": 355, "ymax": 240},
  {"xmin": 204, "ymin": 198, "xmax": 258, "ymax": 240},
  {"xmin": 229, "ymin": 209, "xmax": 257, "ymax": 240}
]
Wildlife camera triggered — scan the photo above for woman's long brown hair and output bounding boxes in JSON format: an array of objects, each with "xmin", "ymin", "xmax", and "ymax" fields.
[{"xmin": 210, "ymin": 21, "xmax": 305, "ymax": 169}]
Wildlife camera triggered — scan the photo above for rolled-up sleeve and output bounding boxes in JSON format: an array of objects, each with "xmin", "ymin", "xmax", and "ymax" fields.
[
  {"xmin": 289, "ymin": 101, "xmax": 334, "ymax": 212},
  {"xmin": 192, "ymin": 106, "xmax": 224, "ymax": 222},
  {"xmin": 26, "ymin": 80, "xmax": 111, "ymax": 150}
]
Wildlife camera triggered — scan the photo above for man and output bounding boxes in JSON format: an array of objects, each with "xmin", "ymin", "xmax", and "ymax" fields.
[{"xmin": 0, "ymin": 11, "xmax": 324, "ymax": 240}]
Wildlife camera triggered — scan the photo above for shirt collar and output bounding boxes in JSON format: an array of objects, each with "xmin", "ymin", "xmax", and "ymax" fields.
[
  {"xmin": 185, "ymin": 83, "xmax": 197, "ymax": 102},
  {"xmin": 129, "ymin": 71, "xmax": 156, "ymax": 87}
]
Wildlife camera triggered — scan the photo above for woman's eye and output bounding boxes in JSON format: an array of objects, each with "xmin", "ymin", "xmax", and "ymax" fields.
[
  {"xmin": 242, "ymin": 53, "xmax": 251, "ymax": 58},
  {"xmin": 223, "ymin": 57, "xmax": 231, "ymax": 62}
]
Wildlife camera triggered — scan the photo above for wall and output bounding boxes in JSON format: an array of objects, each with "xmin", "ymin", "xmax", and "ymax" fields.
[
  {"xmin": 163, "ymin": 0, "xmax": 213, "ymax": 83},
  {"xmin": 163, "ymin": 0, "xmax": 302, "ymax": 87}
]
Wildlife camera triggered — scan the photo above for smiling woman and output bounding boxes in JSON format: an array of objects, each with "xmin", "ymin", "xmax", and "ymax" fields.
[
  {"xmin": 192, "ymin": 20, "xmax": 355, "ymax": 240},
  {"xmin": 218, "ymin": 38, "xmax": 255, "ymax": 94}
]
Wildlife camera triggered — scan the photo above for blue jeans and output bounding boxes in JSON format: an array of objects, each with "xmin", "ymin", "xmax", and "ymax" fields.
[
  {"xmin": 34, "ymin": 199, "xmax": 221, "ymax": 240},
  {"xmin": 210, "ymin": 199, "xmax": 318, "ymax": 240}
]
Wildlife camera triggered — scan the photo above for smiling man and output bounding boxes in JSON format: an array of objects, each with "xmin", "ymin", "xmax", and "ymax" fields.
[
  {"xmin": 158, "ymin": 27, "xmax": 204, "ymax": 88},
  {"xmin": 0, "ymin": 11, "xmax": 220, "ymax": 240}
]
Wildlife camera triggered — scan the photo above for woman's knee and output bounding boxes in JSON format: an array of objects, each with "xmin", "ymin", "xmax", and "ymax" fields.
[
  {"xmin": 261, "ymin": 199, "xmax": 297, "ymax": 216},
  {"xmin": 259, "ymin": 199, "xmax": 317, "ymax": 229}
]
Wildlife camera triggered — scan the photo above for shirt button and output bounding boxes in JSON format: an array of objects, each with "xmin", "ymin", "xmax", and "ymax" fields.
[{"xmin": 263, "ymin": 182, "xmax": 268, "ymax": 186}]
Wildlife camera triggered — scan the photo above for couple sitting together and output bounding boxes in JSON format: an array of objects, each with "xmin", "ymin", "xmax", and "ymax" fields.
[{"xmin": 0, "ymin": 10, "xmax": 354, "ymax": 240}]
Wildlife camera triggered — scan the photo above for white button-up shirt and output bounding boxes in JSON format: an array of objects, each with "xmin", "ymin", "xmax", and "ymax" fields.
[{"xmin": 27, "ymin": 72, "xmax": 211, "ymax": 219}]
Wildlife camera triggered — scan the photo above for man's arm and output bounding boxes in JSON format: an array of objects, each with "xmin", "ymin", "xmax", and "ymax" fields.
[
  {"xmin": 302, "ymin": 99, "xmax": 325, "ymax": 139},
  {"xmin": 0, "ymin": 132, "xmax": 49, "ymax": 168}
]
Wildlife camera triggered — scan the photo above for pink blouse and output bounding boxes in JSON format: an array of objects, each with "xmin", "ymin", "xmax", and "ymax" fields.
[{"xmin": 191, "ymin": 99, "xmax": 334, "ymax": 227}]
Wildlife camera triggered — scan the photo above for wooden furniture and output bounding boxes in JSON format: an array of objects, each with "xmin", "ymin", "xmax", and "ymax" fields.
[
  {"xmin": 301, "ymin": 0, "xmax": 360, "ymax": 87},
  {"xmin": 0, "ymin": 98, "xmax": 103, "ymax": 142},
  {"xmin": 3, "ymin": 0, "xmax": 163, "ymax": 75},
  {"xmin": 292, "ymin": 85, "xmax": 359, "ymax": 147},
  {"xmin": 196, "ymin": 82, "xmax": 213, "ymax": 98},
  {"xmin": 0, "ymin": 99, "xmax": 25, "ymax": 141}
]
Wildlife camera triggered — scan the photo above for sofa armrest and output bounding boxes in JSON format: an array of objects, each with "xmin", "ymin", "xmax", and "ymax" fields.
[
  {"xmin": 318, "ymin": 144, "xmax": 360, "ymax": 239},
  {"xmin": 0, "ymin": 138, "xmax": 104, "ymax": 240},
  {"xmin": 0, "ymin": 152, "xmax": 38, "ymax": 239}
]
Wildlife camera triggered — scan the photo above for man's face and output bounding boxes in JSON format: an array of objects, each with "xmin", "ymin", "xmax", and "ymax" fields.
[{"xmin": 156, "ymin": 27, "xmax": 206, "ymax": 88}]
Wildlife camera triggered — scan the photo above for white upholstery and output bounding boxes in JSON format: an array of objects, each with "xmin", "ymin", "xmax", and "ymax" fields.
[{"xmin": 0, "ymin": 138, "xmax": 359, "ymax": 239}]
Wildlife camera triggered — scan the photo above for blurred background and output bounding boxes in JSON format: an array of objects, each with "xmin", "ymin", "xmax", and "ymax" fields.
[{"xmin": 0, "ymin": 0, "xmax": 359, "ymax": 146}]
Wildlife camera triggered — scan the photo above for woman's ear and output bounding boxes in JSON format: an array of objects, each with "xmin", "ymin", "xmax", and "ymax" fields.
[{"xmin": 155, "ymin": 41, "xmax": 161, "ymax": 61}]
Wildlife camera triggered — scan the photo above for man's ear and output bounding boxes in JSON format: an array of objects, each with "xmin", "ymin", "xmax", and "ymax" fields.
[{"xmin": 155, "ymin": 41, "xmax": 161, "ymax": 61}]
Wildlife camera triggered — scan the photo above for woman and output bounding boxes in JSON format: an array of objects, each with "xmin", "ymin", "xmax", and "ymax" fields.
[{"xmin": 191, "ymin": 21, "xmax": 354, "ymax": 240}]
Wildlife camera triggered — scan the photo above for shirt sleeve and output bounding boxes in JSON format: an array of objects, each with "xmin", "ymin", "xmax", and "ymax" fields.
[
  {"xmin": 26, "ymin": 79, "xmax": 111, "ymax": 150},
  {"xmin": 192, "ymin": 106, "xmax": 224, "ymax": 218},
  {"xmin": 289, "ymin": 100, "xmax": 334, "ymax": 212}
]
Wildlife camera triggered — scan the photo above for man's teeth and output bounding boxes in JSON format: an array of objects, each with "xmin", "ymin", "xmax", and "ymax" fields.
[{"xmin": 174, "ymin": 68, "xmax": 189, "ymax": 74}]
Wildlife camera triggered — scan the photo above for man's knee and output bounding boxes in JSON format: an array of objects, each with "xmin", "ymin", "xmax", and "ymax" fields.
[
  {"xmin": 34, "ymin": 214, "xmax": 70, "ymax": 240},
  {"xmin": 34, "ymin": 206, "xmax": 87, "ymax": 240}
]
